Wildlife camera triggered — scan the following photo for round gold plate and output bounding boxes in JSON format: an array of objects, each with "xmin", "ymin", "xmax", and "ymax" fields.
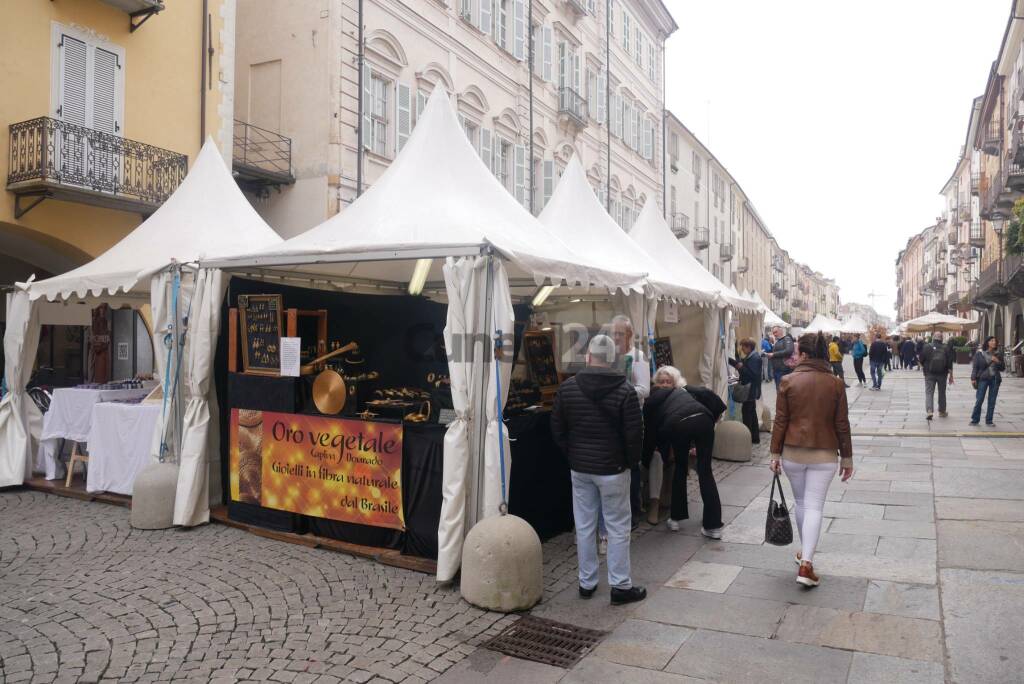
[{"xmin": 312, "ymin": 369, "xmax": 347, "ymax": 415}]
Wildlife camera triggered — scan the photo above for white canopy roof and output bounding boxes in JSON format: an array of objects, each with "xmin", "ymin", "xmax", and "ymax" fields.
[
  {"xmin": 840, "ymin": 315, "xmax": 870, "ymax": 334},
  {"xmin": 205, "ymin": 89, "xmax": 644, "ymax": 293},
  {"xmin": 538, "ymin": 155, "xmax": 714, "ymax": 305},
  {"xmin": 804, "ymin": 314, "xmax": 844, "ymax": 334},
  {"xmin": 628, "ymin": 199, "xmax": 756, "ymax": 312},
  {"xmin": 902, "ymin": 311, "xmax": 977, "ymax": 332},
  {"xmin": 727, "ymin": 284, "xmax": 760, "ymax": 313},
  {"xmin": 752, "ymin": 290, "xmax": 788, "ymax": 328},
  {"xmin": 22, "ymin": 139, "xmax": 283, "ymax": 302}
]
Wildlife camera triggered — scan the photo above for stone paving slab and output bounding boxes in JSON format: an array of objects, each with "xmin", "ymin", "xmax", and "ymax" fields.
[
  {"xmin": 874, "ymin": 537, "xmax": 936, "ymax": 561},
  {"xmin": 863, "ymin": 580, "xmax": 941, "ymax": 621},
  {"xmin": 940, "ymin": 568, "xmax": 1024, "ymax": 683},
  {"xmin": 432, "ymin": 650, "xmax": 563, "ymax": 684},
  {"xmin": 846, "ymin": 653, "xmax": 945, "ymax": 684},
  {"xmin": 937, "ymin": 520, "xmax": 1024, "ymax": 572},
  {"xmin": 664, "ymin": 629, "xmax": 852, "ymax": 684},
  {"xmin": 827, "ymin": 518, "xmax": 936, "ymax": 540},
  {"xmin": 725, "ymin": 567, "xmax": 868, "ymax": 611},
  {"xmin": 775, "ymin": 604, "xmax": 943, "ymax": 662},
  {"xmin": 589, "ymin": 619, "xmax": 693, "ymax": 670},
  {"xmin": 633, "ymin": 587, "xmax": 788, "ymax": 637},
  {"xmin": 935, "ymin": 496, "xmax": 1024, "ymax": 521},
  {"xmin": 663, "ymin": 560, "xmax": 742, "ymax": 593},
  {"xmin": 810, "ymin": 552, "xmax": 936, "ymax": 585},
  {"xmin": 880, "ymin": 505, "xmax": 935, "ymax": 522},
  {"xmin": 565, "ymin": 657, "xmax": 705, "ymax": 683},
  {"xmin": 933, "ymin": 466, "xmax": 1024, "ymax": 499}
]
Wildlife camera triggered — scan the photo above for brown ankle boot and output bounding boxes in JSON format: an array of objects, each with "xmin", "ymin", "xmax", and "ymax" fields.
[
  {"xmin": 647, "ymin": 499, "xmax": 660, "ymax": 525},
  {"xmin": 796, "ymin": 562, "xmax": 820, "ymax": 587}
]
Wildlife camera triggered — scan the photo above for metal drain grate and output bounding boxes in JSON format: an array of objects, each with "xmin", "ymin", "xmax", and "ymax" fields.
[{"xmin": 484, "ymin": 615, "xmax": 606, "ymax": 669}]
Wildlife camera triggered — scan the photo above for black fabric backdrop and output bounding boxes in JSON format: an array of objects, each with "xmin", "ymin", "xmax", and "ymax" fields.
[{"xmin": 216, "ymin": 279, "xmax": 569, "ymax": 559}]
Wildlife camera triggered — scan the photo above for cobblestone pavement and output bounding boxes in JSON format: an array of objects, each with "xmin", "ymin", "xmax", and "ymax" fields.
[{"xmin": 0, "ymin": 457, "xmax": 737, "ymax": 684}]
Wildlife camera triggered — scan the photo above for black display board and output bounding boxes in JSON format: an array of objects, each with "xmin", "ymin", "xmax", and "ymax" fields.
[
  {"xmin": 523, "ymin": 330, "xmax": 559, "ymax": 388},
  {"xmin": 238, "ymin": 294, "xmax": 282, "ymax": 375},
  {"xmin": 653, "ymin": 336, "xmax": 674, "ymax": 370}
]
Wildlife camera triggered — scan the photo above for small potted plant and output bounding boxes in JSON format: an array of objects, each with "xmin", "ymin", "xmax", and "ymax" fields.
[{"xmin": 950, "ymin": 336, "xmax": 973, "ymax": 364}]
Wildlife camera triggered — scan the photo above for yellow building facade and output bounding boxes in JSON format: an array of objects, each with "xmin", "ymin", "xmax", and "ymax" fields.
[{"xmin": 1, "ymin": 0, "xmax": 235, "ymax": 283}]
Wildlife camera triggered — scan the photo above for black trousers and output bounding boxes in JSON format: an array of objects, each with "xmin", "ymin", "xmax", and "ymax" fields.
[
  {"xmin": 667, "ymin": 414, "xmax": 722, "ymax": 529},
  {"xmin": 741, "ymin": 400, "xmax": 759, "ymax": 444},
  {"xmin": 853, "ymin": 356, "xmax": 867, "ymax": 383}
]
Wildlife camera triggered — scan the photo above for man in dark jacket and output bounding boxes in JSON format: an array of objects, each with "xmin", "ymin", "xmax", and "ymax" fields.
[
  {"xmin": 766, "ymin": 325, "xmax": 795, "ymax": 390},
  {"xmin": 551, "ymin": 335, "xmax": 646, "ymax": 605},
  {"xmin": 868, "ymin": 333, "xmax": 889, "ymax": 390},
  {"xmin": 920, "ymin": 333, "xmax": 954, "ymax": 420}
]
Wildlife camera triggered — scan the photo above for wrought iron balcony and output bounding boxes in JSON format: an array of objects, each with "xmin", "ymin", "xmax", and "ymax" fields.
[
  {"xmin": 670, "ymin": 212, "xmax": 690, "ymax": 237},
  {"xmin": 1005, "ymin": 159, "xmax": 1024, "ymax": 191},
  {"xmin": 947, "ymin": 228, "xmax": 958, "ymax": 245},
  {"xmin": 233, "ymin": 120, "xmax": 294, "ymax": 197},
  {"xmin": 97, "ymin": 0, "xmax": 164, "ymax": 32},
  {"xmin": 980, "ymin": 175, "xmax": 1011, "ymax": 220},
  {"xmin": 969, "ymin": 220, "xmax": 985, "ymax": 247},
  {"xmin": 736, "ymin": 256, "xmax": 749, "ymax": 273},
  {"xmin": 971, "ymin": 171, "xmax": 980, "ymax": 195},
  {"xmin": 791, "ymin": 297, "xmax": 805, "ymax": 309},
  {"xmin": 565, "ymin": 0, "xmax": 588, "ymax": 15},
  {"xmin": 1006, "ymin": 252, "xmax": 1024, "ymax": 299},
  {"xmin": 719, "ymin": 243, "xmax": 734, "ymax": 261},
  {"xmin": 772, "ymin": 255, "xmax": 785, "ymax": 272},
  {"xmin": 976, "ymin": 259, "xmax": 1010, "ymax": 305},
  {"xmin": 693, "ymin": 227, "xmax": 710, "ymax": 249},
  {"xmin": 7, "ymin": 116, "xmax": 187, "ymax": 218},
  {"xmin": 558, "ymin": 87, "xmax": 588, "ymax": 128},
  {"xmin": 983, "ymin": 119, "xmax": 1002, "ymax": 155}
]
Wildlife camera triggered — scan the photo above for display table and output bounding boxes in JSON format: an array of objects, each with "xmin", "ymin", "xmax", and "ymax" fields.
[
  {"xmin": 85, "ymin": 402, "xmax": 161, "ymax": 495},
  {"xmin": 35, "ymin": 387, "xmax": 151, "ymax": 479}
]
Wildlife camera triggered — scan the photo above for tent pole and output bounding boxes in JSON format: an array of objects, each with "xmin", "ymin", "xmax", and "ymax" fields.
[{"xmin": 474, "ymin": 253, "xmax": 495, "ymax": 522}]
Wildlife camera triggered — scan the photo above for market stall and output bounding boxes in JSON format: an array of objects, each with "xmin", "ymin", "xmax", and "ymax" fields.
[
  {"xmin": 202, "ymin": 89, "xmax": 644, "ymax": 581},
  {"xmin": 804, "ymin": 314, "xmax": 844, "ymax": 335},
  {"xmin": 0, "ymin": 140, "xmax": 284, "ymax": 529}
]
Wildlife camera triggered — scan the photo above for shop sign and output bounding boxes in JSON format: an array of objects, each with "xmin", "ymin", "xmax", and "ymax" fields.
[{"xmin": 230, "ymin": 409, "xmax": 405, "ymax": 530}]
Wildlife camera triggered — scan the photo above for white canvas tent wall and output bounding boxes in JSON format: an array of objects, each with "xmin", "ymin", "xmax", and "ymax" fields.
[
  {"xmin": 752, "ymin": 290, "xmax": 787, "ymax": 329},
  {"xmin": 204, "ymin": 88, "xmax": 646, "ymax": 582},
  {"xmin": 840, "ymin": 315, "xmax": 869, "ymax": 334},
  {"xmin": 627, "ymin": 199, "xmax": 756, "ymax": 397},
  {"xmin": 0, "ymin": 139, "xmax": 283, "ymax": 531},
  {"xmin": 804, "ymin": 314, "xmax": 843, "ymax": 334}
]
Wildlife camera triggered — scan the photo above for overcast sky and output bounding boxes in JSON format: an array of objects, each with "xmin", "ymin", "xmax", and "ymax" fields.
[{"xmin": 664, "ymin": 0, "xmax": 1010, "ymax": 319}]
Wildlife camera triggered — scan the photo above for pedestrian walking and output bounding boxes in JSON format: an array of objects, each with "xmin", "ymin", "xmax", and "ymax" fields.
[
  {"xmin": 915, "ymin": 337, "xmax": 926, "ymax": 367},
  {"xmin": 769, "ymin": 332, "xmax": 854, "ymax": 588},
  {"xmin": 551, "ymin": 335, "xmax": 646, "ymax": 605},
  {"xmin": 970, "ymin": 336, "xmax": 1005, "ymax": 426},
  {"xmin": 901, "ymin": 338, "xmax": 917, "ymax": 370},
  {"xmin": 868, "ymin": 333, "xmax": 888, "ymax": 390},
  {"xmin": 891, "ymin": 336, "xmax": 903, "ymax": 370},
  {"xmin": 611, "ymin": 315, "xmax": 650, "ymax": 528},
  {"xmin": 920, "ymin": 332, "xmax": 954, "ymax": 420},
  {"xmin": 761, "ymin": 334, "xmax": 775, "ymax": 383},
  {"xmin": 728, "ymin": 338, "xmax": 762, "ymax": 445},
  {"xmin": 766, "ymin": 325, "xmax": 796, "ymax": 390},
  {"xmin": 851, "ymin": 333, "xmax": 868, "ymax": 386},
  {"xmin": 643, "ymin": 365, "xmax": 726, "ymax": 539},
  {"xmin": 828, "ymin": 336, "xmax": 849, "ymax": 387}
]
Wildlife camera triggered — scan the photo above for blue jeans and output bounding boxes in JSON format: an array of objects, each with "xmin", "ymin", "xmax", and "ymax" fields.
[
  {"xmin": 971, "ymin": 378, "xmax": 1000, "ymax": 424},
  {"xmin": 571, "ymin": 470, "xmax": 632, "ymax": 590},
  {"xmin": 870, "ymin": 361, "xmax": 884, "ymax": 388},
  {"xmin": 773, "ymin": 367, "xmax": 791, "ymax": 391}
]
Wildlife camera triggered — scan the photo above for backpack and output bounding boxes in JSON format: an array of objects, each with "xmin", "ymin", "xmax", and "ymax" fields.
[{"xmin": 927, "ymin": 344, "xmax": 948, "ymax": 375}]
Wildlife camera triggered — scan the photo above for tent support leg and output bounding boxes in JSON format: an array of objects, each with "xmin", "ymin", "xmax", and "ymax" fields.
[{"xmin": 473, "ymin": 254, "xmax": 495, "ymax": 523}]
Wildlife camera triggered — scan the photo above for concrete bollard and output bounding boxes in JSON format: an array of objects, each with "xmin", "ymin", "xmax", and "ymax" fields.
[
  {"xmin": 460, "ymin": 514, "xmax": 542, "ymax": 612},
  {"xmin": 130, "ymin": 461, "xmax": 178, "ymax": 529},
  {"xmin": 712, "ymin": 420, "xmax": 753, "ymax": 462}
]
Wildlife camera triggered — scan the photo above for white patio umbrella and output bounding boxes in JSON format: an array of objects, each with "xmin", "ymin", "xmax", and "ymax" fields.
[{"xmin": 902, "ymin": 312, "xmax": 977, "ymax": 333}]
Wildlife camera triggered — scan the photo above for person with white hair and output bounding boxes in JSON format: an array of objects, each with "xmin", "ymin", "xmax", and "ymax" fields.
[
  {"xmin": 642, "ymin": 365, "xmax": 727, "ymax": 538},
  {"xmin": 550, "ymin": 335, "xmax": 646, "ymax": 605}
]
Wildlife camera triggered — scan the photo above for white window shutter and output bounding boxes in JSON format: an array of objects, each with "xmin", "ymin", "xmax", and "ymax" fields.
[
  {"xmin": 542, "ymin": 27, "xmax": 553, "ymax": 82},
  {"xmin": 362, "ymin": 64, "xmax": 372, "ymax": 149},
  {"xmin": 597, "ymin": 70, "xmax": 606, "ymax": 124},
  {"xmin": 479, "ymin": 0, "xmax": 492, "ymax": 36},
  {"xmin": 648, "ymin": 42, "xmax": 656, "ymax": 80},
  {"xmin": 480, "ymin": 128, "xmax": 492, "ymax": 173},
  {"xmin": 92, "ymin": 46, "xmax": 119, "ymax": 134},
  {"xmin": 58, "ymin": 34, "xmax": 88, "ymax": 126},
  {"xmin": 573, "ymin": 51, "xmax": 581, "ymax": 91},
  {"xmin": 542, "ymin": 160, "xmax": 554, "ymax": 208},
  {"xmin": 515, "ymin": 144, "xmax": 526, "ymax": 205},
  {"xmin": 586, "ymin": 68, "xmax": 594, "ymax": 114},
  {"xmin": 513, "ymin": 0, "xmax": 525, "ymax": 61},
  {"xmin": 643, "ymin": 120, "xmax": 652, "ymax": 160},
  {"xmin": 397, "ymin": 83, "xmax": 412, "ymax": 153},
  {"xmin": 558, "ymin": 42, "xmax": 566, "ymax": 89}
]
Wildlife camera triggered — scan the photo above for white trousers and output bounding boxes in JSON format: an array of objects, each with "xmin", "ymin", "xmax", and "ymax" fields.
[{"xmin": 781, "ymin": 460, "xmax": 836, "ymax": 563}]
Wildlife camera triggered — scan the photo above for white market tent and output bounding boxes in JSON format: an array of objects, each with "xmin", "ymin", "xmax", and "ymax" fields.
[
  {"xmin": 902, "ymin": 311, "xmax": 978, "ymax": 333},
  {"xmin": 0, "ymin": 139, "xmax": 284, "ymax": 529},
  {"xmin": 804, "ymin": 314, "xmax": 844, "ymax": 334},
  {"xmin": 752, "ymin": 290, "xmax": 788, "ymax": 329},
  {"xmin": 840, "ymin": 315, "xmax": 870, "ymax": 334},
  {"xmin": 204, "ymin": 88, "xmax": 648, "ymax": 582}
]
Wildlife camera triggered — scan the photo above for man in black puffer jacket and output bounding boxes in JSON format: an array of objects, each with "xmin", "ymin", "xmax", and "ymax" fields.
[{"xmin": 551, "ymin": 335, "xmax": 645, "ymax": 606}]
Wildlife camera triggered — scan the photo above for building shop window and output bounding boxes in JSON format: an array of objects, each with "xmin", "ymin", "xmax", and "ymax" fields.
[
  {"xmin": 496, "ymin": 0, "xmax": 509, "ymax": 51},
  {"xmin": 622, "ymin": 12, "xmax": 630, "ymax": 52},
  {"xmin": 495, "ymin": 137, "xmax": 512, "ymax": 191}
]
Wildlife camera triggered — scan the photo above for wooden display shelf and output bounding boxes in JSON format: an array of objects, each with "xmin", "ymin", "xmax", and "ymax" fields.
[{"xmin": 23, "ymin": 475, "xmax": 132, "ymax": 508}]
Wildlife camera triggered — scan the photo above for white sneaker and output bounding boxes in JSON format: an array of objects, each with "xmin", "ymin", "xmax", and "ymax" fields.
[
  {"xmin": 701, "ymin": 527, "xmax": 723, "ymax": 540},
  {"xmin": 666, "ymin": 519, "xmax": 680, "ymax": 532},
  {"xmin": 597, "ymin": 536, "xmax": 608, "ymax": 555}
]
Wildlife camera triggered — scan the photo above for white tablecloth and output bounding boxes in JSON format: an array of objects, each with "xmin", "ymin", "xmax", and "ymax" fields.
[
  {"xmin": 35, "ymin": 387, "xmax": 152, "ymax": 479},
  {"xmin": 86, "ymin": 402, "xmax": 161, "ymax": 495}
]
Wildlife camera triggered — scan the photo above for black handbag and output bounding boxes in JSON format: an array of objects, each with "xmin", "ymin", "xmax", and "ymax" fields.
[
  {"xmin": 732, "ymin": 382, "xmax": 751, "ymax": 403},
  {"xmin": 765, "ymin": 473, "xmax": 794, "ymax": 546}
]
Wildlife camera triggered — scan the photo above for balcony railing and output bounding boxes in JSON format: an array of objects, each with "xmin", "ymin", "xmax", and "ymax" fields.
[
  {"xmin": 7, "ymin": 116, "xmax": 187, "ymax": 218},
  {"xmin": 976, "ymin": 259, "xmax": 1009, "ymax": 304},
  {"xmin": 971, "ymin": 171, "xmax": 980, "ymax": 195},
  {"xmin": 948, "ymin": 228, "xmax": 958, "ymax": 245},
  {"xmin": 693, "ymin": 227, "xmax": 710, "ymax": 249},
  {"xmin": 565, "ymin": 0, "xmax": 588, "ymax": 15},
  {"xmin": 791, "ymin": 297, "xmax": 805, "ymax": 309},
  {"xmin": 670, "ymin": 212, "xmax": 690, "ymax": 237},
  {"xmin": 1005, "ymin": 159, "xmax": 1024, "ymax": 191},
  {"xmin": 736, "ymin": 256, "xmax": 749, "ymax": 273},
  {"xmin": 772, "ymin": 255, "xmax": 785, "ymax": 272},
  {"xmin": 969, "ymin": 220, "xmax": 985, "ymax": 247},
  {"xmin": 980, "ymin": 175, "xmax": 1010, "ymax": 220},
  {"xmin": 983, "ymin": 118, "xmax": 1002, "ymax": 155},
  {"xmin": 719, "ymin": 243, "xmax": 734, "ymax": 261},
  {"xmin": 558, "ymin": 87, "xmax": 588, "ymax": 127},
  {"xmin": 233, "ymin": 120, "xmax": 294, "ymax": 196}
]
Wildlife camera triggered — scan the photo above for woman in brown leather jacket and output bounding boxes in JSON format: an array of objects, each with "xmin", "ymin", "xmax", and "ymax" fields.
[{"xmin": 769, "ymin": 332, "xmax": 854, "ymax": 588}]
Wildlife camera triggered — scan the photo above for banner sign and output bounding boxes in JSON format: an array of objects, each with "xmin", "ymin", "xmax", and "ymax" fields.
[{"xmin": 230, "ymin": 409, "xmax": 405, "ymax": 530}]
